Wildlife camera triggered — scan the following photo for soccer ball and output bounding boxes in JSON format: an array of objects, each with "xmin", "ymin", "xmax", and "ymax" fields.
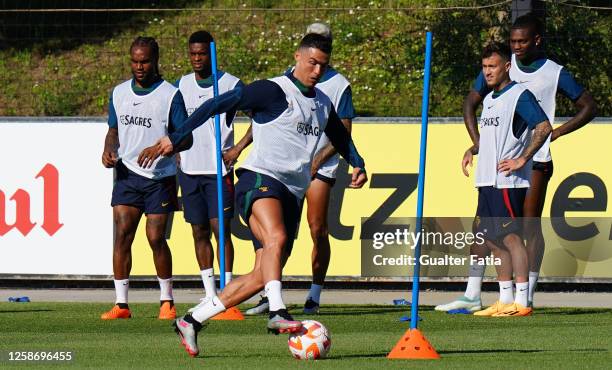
[{"xmin": 287, "ymin": 320, "xmax": 331, "ymax": 360}]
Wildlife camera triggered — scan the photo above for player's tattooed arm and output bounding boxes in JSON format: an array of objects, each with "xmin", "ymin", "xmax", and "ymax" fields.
[
  {"xmin": 311, "ymin": 144, "xmax": 335, "ymax": 178},
  {"xmin": 311, "ymin": 118, "xmax": 352, "ymax": 178},
  {"xmin": 223, "ymin": 123, "xmax": 252, "ymax": 167},
  {"xmin": 551, "ymin": 90, "xmax": 597, "ymax": 142},
  {"xmin": 324, "ymin": 111, "xmax": 367, "ymax": 188},
  {"xmin": 102, "ymin": 128, "xmax": 119, "ymax": 168},
  {"xmin": 522, "ymin": 120, "xmax": 553, "ymax": 160},
  {"xmin": 463, "ymin": 90, "xmax": 484, "ymax": 150},
  {"xmin": 497, "ymin": 120, "xmax": 552, "ymax": 175}
]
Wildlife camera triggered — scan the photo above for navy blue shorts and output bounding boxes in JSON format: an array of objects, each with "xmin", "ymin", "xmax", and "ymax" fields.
[
  {"xmin": 235, "ymin": 169, "xmax": 302, "ymax": 255},
  {"xmin": 532, "ymin": 160, "xmax": 554, "ymax": 180},
  {"xmin": 314, "ymin": 172, "xmax": 336, "ymax": 186},
  {"xmin": 178, "ymin": 171, "xmax": 234, "ymax": 224},
  {"xmin": 111, "ymin": 161, "xmax": 178, "ymax": 214},
  {"xmin": 475, "ymin": 186, "xmax": 526, "ymax": 241}
]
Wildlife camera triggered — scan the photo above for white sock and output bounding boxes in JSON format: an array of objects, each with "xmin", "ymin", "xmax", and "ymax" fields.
[
  {"xmin": 515, "ymin": 282, "xmax": 529, "ymax": 307},
  {"xmin": 114, "ymin": 279, "xmax": 129, "ymax": 304},
  {"xmin": 158, "ymin": 277, "xmax": 173, "ymax": 301},
  {"xmin": 528, "ymin": 271, "xmax": 539, "ymax": 303},
  {"xmin": 201, "ymin": 268, "xmax": 217, "ymax": 298},
  {"xmin": 464, "ymin": 263, "xmax": 484, "ymax": 300},
  {"xmin": 225, "ymin": 272, "xmax": 233, "ymax": 284},
  {"xmin": 191, "ymin": 295, "xmax": 226, "ymax": 323},
  {"xmin": 464, "ymin": 277, "xmax": 482, "ymax": 300},
  {"xmin": 307, "ymin": 284, "xmax": 323, "ymax": 303},
  {"xmin": 499, "ymin": 280, "xmax": 514, "ymax": 304},
  {"xmin": 265, "ymin": 280, "xmax": 286, "ymax": 311}
]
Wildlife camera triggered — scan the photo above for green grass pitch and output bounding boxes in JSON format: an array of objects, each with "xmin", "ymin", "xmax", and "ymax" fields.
[{"xmin": 0, "ymin": 302, "xmax": 610, "ymax": 369}]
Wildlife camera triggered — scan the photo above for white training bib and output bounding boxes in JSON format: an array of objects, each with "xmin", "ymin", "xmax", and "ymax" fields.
[
  {"xmin": 510, "ymin": 54, "xmax": 562, "ymax": 162},
  {"xmin": 475, "ymin": 84, "xmax": 532, "ymax": 188},
  {"xmin": 113, "ymin": 79, "xmax": 178, "ymax": 179},
  {"xmin": 314, "ymin": 72, "xmax": 351, "ymax": 179},
  {"xmin": 178, "ymin": 72, "xmax": 241, "ymax": 175},
  {"xmin": 241, "ymin": 75, "xmax": 332, "ymax": 198}
]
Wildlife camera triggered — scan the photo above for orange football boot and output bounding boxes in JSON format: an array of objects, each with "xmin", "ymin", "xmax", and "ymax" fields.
[
  {"xmin": 159, "ymin": 301, "xmax": 177, "ymax": 320},
  {"xmin": 101, "ymin": 304, "xmax": 132, "ymax": 320},
  {"xmin": 492, "ymin": 303, "xmax": 533, "ymax": 317}
]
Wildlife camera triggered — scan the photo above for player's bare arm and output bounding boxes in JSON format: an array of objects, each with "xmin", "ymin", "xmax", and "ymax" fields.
[
  {"xmin": 463, "ymin": 90, "xmax": 484, "ymax": 149},
  {"xmin": 323, "ymin": 109, "xmax": 367, "ymax": 188},
  {"xmin": 349, "ymin": 167, "xmax": 367, "ymax": 188},
  {"xmin": 461, "ymin": 145, "xmax": 477, "ymax": 177},
  {"xmin": 551, "ymin": 90, "xmax": 597, "ymax": 142},
  {"xmin": 102, "ymin": 127, "xmax": 119, "ymax": 168},
  {"xmin": 498, "ymin": 120, "xmax": 552, "ymax": 174},
  {"xmin": 519, "ymin": 119, "xmax": 553, "ymax": 161},
  {"xmin": 138, "ymin": 134, "xmax": 192, "ymax": 169},
  {"xmin": 311, "ymin": 146, "xmax": 333, "ymax": 178},
  {"xmin": 311, "ymin": 118, "xmax": 352, "ymax": 177},
  {"xmin": 223, "ymin": 123, "xmax": 252, "ymax": 167}
]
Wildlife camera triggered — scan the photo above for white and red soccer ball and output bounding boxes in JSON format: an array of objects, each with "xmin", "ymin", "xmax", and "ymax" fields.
[{"xmin": 287, "ymin": 320, "xmax": 331, "ymax": 360}]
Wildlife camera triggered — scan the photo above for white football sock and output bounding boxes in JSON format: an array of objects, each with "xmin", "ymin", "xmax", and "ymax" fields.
[
  {"xmin": 225, "ymin": 272, "xmax": 233, "ymax": 284},
  {"xmin": 265, "ymin": 280, "xmax": 286, "ymax": 311},
  {"xmin": 114, "ymin": 279, "xmax": 129, "ymax": 304},
  {"xmin": 158, "ymin": 277, "xmax": 173, "ymax": 301},
  {"xmin": 515, "ymin": 282, "xmax": 529, "ymax": 307},
  {"xmin": 191, "ymin": 295, "xmax": 226, "ymax": 323},
  {"xmin": 464, "ymin": 263, "xmax": 484, "ymax": 300},
  {"xmin": 201, "ymin": 268, "xmax": 217, "ymax": 298},
  {"xmin": 528, "ymin": 271, "xmax": 539, "ymax": 303},
  {"xmin": 464, "ymin": 277, "xmax": 482, "ymax": 300},
  {"xmin": 307, "ymin": 284, "xmax": 323, "ymax": 303},
  {"xmin": 499, "ymin": 280, "xmax": 514, "ymax": 304}
]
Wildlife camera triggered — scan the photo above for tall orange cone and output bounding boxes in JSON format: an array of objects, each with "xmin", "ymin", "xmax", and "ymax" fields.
[
  {"xmin": 211, "ymin": 306, "xmax": 244, "ymax": 320},
  {"xmin": 387, "ymin": 328, "xmax": 440, "ymax": 359}
]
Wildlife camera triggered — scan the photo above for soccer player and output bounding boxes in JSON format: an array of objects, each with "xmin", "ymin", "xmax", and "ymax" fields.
[
  {"xmin": 436, "ymin": 14, "xmax": 596, "ymax": 312},
  {"xmin": 302, "ymin": 23, "xmax": 356, "ymax": 314},
  {"xmin": 138, "ymin": 33, "xmax": 367, "ymax": 357},
  {"xmin": 464, "ymin": 41, "xmax": 551, "ymax": 317},
  {"xmin": 175, "ymin": 30, "xmax": 244, "ymax": 307},
  {"xmin": 100, "ymin": 36, "xmax": 191, "ymax": 320},
  {"xmin": 243, "ymin": 23, "xmax": 356, "ymax": 316}
]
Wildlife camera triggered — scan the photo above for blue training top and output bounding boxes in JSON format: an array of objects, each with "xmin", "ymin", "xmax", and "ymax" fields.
[
  {"xmin": 169, "ymin": 71, "xmax": 365, "ymax": 171},
  {"xmin": 173, "ymin": 70, "xmax": 245, "ymax": 127},
  {"xmin": 285, "ymin": 66, "xmax": 356, "ymax": 120},
  {"xmin": 107, "ymin": 78, "xmax": 188, "ymax": 133},
  {"xmin": 493, "ymin": 81, "xmax": 549, "ymax": 138},
  {"xmin": 472, "ymin": 57, "xmax": 585, "ymax": 101}
]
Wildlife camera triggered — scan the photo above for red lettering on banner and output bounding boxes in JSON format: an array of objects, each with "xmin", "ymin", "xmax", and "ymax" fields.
[
  {"xmin": 0, "ymin": 163, "xmax": 63, "ymax": 237},
  {"xmin": 0, "ymin": 189, "xmax": 36, "ymax": 236},
  {"xmin": 37, "ymin": 164, "xmax": 63, "ymax": 236}
]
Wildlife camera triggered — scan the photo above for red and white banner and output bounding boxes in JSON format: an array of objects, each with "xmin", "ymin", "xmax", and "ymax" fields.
[{"xmin": 0, "ymin": 121, "xmax": 113, "ymax": 274}]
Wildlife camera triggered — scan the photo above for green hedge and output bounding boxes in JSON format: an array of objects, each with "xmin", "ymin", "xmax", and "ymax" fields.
[{"xmin": 0, "ymin": 1, "xmax": 609, "ymax": 117}]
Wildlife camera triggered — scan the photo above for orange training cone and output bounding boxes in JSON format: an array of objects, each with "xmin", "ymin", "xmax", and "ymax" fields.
[
  {"xmin": 211, "ymin": 306, "xmax": 244, "ymax": 320},
  {"xmin": 387, "ymin": 328, "xmax": 440, "ymax": 359}
]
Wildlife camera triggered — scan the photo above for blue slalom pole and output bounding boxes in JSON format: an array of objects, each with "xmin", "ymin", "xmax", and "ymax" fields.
[
  {"xmin": 409, "ymin": 31, "xmax": 433, "ymax": 330},
  {"xmin": 210, "ymin": 41, "xmax": 226, "ymax": 289}
]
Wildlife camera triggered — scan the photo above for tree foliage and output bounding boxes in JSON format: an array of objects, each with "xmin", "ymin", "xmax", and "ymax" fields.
[{"xmin": 0, "ymin": 1, "xmax": 608, "ymax": 116}]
